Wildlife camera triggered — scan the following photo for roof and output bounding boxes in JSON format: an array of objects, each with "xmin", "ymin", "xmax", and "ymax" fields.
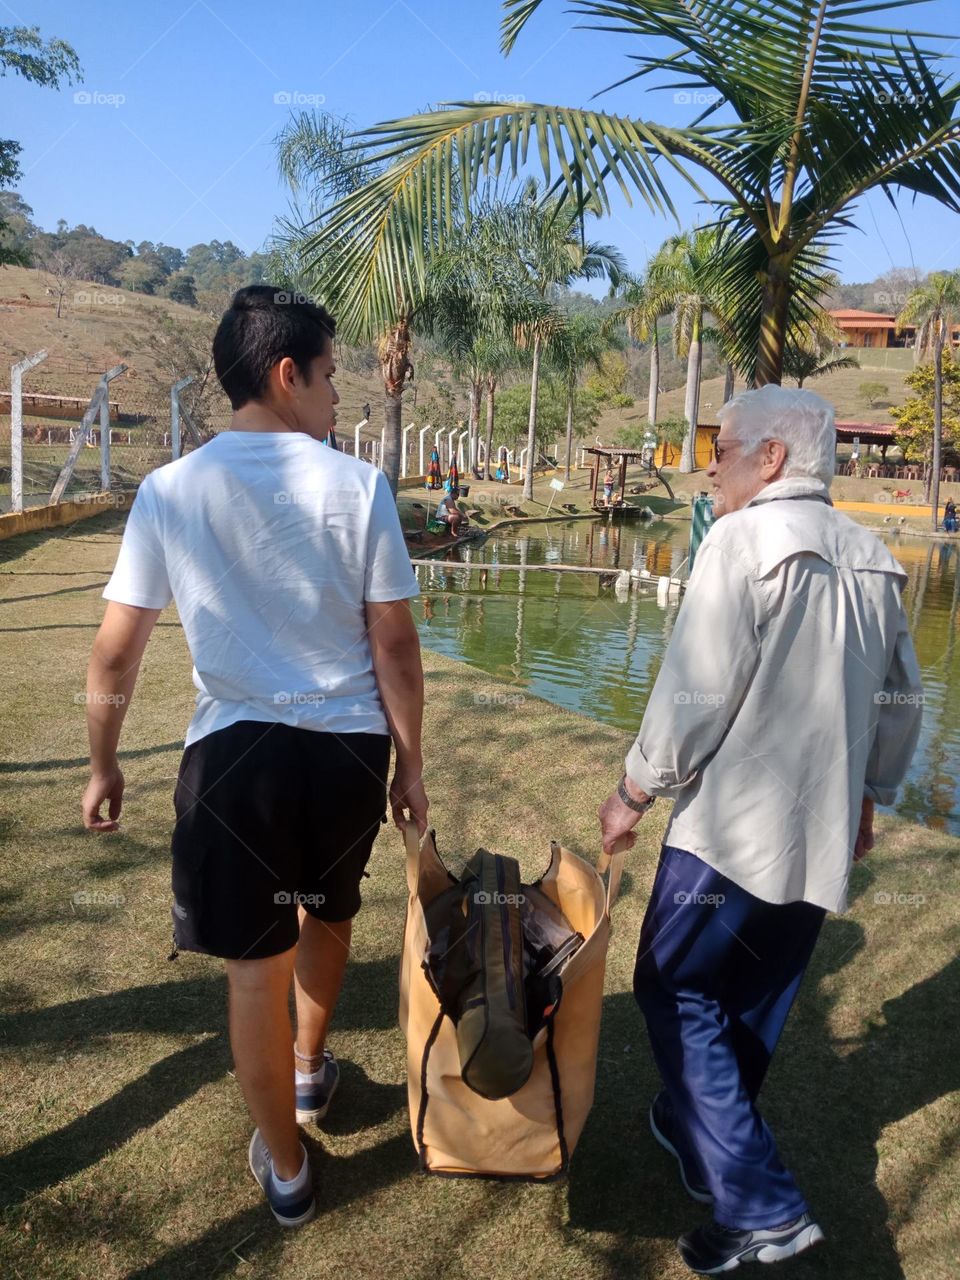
[
  {"xmin": 586, "ymin": 446, "xmax": 647, "ymax": 459},
  {"xmin": 835, "ymin": 421, "xmax": 897, "ymax": 443},
  {"xmin": 829, "ymin": 309, "xmax": 897, "ymax": 321}
]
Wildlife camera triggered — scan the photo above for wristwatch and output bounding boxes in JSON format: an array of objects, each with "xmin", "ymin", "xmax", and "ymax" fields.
[{"xmin": 617, "ymin": 775, "xmax": 656, "ymax": 814}]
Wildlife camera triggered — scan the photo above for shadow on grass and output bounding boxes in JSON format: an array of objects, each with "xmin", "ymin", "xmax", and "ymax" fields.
[
  {"xmin": 122, "ymin": 1133, "xmax": 415, "ymax": 1280},
  {"xmin": 568, "ymin": 904, "xmax": 960, "ymax": 1280},
  {"xmin": 0, "ymin": 956, "xmax": 406, "ymax": 1213},
  {"xmin": 0, "ymin": 741, "xmax": 184, "ymax": 773}
]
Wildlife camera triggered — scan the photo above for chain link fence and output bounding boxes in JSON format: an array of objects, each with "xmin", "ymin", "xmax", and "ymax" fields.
[{"xmin": 1, "ymin": 353, "xmax": 233, "ymax": 513}]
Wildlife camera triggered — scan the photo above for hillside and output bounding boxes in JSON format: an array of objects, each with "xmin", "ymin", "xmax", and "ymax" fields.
[
  {"xmin": 0, "ymin": 266, "xmax": 402, "ymax": 436},
  {"xmin": 2, "ymin": 264, "xmax": 916, "ymax": 458},
  {"xmin": 594, "ymin": 359, "xmax": 913, "ymax": 443}
]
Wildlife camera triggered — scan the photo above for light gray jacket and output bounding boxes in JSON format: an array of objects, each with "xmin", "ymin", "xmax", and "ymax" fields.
[{"xmin": 625, "ymin": 477, "xmax": 923, "ymax": 912}]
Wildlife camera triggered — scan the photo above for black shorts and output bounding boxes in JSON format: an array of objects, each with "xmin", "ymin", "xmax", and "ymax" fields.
[{"xmin": 170, "ymin": 721, "xmax": 390, "ymax": 960}]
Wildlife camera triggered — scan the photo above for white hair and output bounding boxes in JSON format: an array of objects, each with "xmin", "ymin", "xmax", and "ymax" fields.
[{"xmin": 717, "ymin": 384, "xmax": 836, "ymax": 488}]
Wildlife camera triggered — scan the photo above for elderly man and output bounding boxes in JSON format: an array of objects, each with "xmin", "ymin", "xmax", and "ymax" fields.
[{"xmin": 599, "ymin": 385, "xmax": 922, "ymax": 1274}]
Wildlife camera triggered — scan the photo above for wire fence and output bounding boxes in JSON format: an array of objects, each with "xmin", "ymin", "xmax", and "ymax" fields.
[
  {"xmin": 0, "ymin": 353, "xmax": 230, "ymax": 513},
  {"xmin": 1, "ymin": 350, "xmax": 557, "ymax": 515}
]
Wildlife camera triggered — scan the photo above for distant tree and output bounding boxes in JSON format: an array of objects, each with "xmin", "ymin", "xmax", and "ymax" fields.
[
  {"xmin": 0, "ymin": 190, "xmax": 36, "ymax": 264},
  {"xmin": 897, "ymin": 271, "xmax": 960, "ymax": 520},
  {"xmin": 119, "ymin": 255, "xmax": 165, "ymax": 294},
  {"xmin": 35, "ymin": 243, "xmax": 82, "ymax": 317},
  {"xmin": 781, "ymin": 344, "xmax": 859, "ymax": 387},
  {"xmin": 492, "ymin": 379, "xmax": 601, "ymax": 454},
  {"xmin": 891, "ymin": 353, "xmax": 960, "ymax": 472},
  {"xmin": 143, "ymin": 310, "xmax": 228, "ymax": 433},
  {"xmin": 0, "ymin": 26, "xmax": 81, "ymax": 265},
  {"xmin": 165, "ymin": 271, "xmax": 198, "ymax": 306},
  {"xmin": 35, "ymin": 224, "xmax": 131, "ymax": 284},
  {"xmin": 585, "ymin": 352, "xmax": 632, "ymax": 405},
  {"xmin": 859, "ymin": 380, "xmax": 891, "ymax": 409}
]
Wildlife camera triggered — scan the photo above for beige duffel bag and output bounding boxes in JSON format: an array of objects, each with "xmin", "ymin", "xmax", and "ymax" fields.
[{"xmin": 398, "ymin": 822, "xmax": 626, "ymax": 1179}]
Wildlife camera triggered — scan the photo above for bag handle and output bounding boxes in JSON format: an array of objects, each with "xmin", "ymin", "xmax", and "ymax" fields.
[
  {"xmin": 596, "ymin": 835, "xmax": 631, "ymax": 915},
  {"xmin": 402, "ymin": 819, "xmax": 421, "ymax": 896}
]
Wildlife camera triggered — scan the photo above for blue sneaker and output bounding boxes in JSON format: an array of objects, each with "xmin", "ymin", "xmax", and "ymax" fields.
[
  {"xmin": 247, "ymin": 1129, "xmax": 316, "ymax": 1228},
  {"xmin": 295, "ymin": 1047, "xmax": 340, "ymax": 1125},
  {"xmin": 650, "ymin": 1092, "xmax": 714, "ymax": 1205}
]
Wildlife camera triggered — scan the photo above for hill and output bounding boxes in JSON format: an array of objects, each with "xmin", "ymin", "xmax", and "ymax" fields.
[{"xmin": 0, "ymin": 266, "xmax": 396, "ymax": 435}]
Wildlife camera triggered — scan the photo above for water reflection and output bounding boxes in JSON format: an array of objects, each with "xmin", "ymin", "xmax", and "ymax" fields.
[{"xmin": 413, "ymin": 520, "xmax": 959, "ymax": 835}]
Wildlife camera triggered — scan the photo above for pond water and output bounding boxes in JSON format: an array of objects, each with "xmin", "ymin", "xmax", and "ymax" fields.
[{"xmin": 412, "ymin": 518, "xmax": 960, "ymax": 836}]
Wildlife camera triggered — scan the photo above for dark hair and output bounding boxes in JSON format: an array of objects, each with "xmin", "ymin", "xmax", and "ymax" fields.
[{"xmin": 212, "ymin": 285, "xmax": 336, "ymax": 410}]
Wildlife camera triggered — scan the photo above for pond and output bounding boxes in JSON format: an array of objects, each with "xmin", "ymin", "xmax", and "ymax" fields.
[{"xmin": 412, "ymin": 518, "xmax": 960, "ymax": 837}]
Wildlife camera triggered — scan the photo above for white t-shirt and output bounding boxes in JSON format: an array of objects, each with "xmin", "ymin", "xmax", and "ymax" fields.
[{"xmin": 104, "ymin": 431, "xmax": 419, "ymax": 747}]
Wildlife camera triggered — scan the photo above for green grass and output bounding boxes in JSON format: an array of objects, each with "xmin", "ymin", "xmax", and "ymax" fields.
[{"xmin": 0, "ymin": 513, "xmax": 958, "ymax": 1279}]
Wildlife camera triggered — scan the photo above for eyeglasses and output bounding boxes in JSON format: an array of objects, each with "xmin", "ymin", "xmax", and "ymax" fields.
[
  {"xmin": 711, "ymin": 435, "xmax": 773, "ymax": 463},
  {"xmin": 711, "ymin": 437, "xmax": 742, "ymax": 463}
]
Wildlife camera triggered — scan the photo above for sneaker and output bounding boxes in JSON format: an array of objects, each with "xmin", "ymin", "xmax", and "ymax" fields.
[
  {"xmin": 248, "ymin": 1129, "xmax": 316, "ymax": 1228},
  {"xmin": 649, "ymin": 1092, "xmax": 713, "ymax": 1204},
  {"xmin": 295, "ymin": 1047, "xmax": 340, "ymax": 1124},
  {"xmin": 678, "ymin": 1214, "xmax": 825, "ymax": 1274}
]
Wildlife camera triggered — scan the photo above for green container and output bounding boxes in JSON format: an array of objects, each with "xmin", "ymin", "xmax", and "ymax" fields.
[{"xmin": 688, "ymin": 493, "xmax": 715, "ymax": 571}]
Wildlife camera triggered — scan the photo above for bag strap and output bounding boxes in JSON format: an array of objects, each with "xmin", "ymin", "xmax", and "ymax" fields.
[
  {"xmin": 403, "ymin": 819, "xmax": 421, "ymax": 896},
  {"xmin": 596, "ymin": 835, "xmax": 631, "ymax": 914}
]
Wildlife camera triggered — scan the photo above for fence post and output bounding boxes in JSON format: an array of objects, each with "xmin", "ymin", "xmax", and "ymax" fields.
[
  {"xmin": 100, "ymin": 388, "xmax": 112, "ymax": 491},
  {"xmin": 401, "ymin": 423, "xmax": 414, "ymax": 478},
  {"xmin": 50, "ymin": 364, "xmax": 126, "ymax": 505},
  {"xmin": 10, "ymin": 350, "xmax": 48, "ymax": 513},
  {"xmin": 419, "ymin": 423, "xmax": 431, "ymax": 476},
  {"xmin": 171, "ymin": 377, "xmax": 193, "ymax": 461}
]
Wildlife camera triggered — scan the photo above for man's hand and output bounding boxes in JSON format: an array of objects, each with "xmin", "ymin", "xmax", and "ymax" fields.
[
  {"xmin": 854, "ymin": 796, "xmax": 875, "ymax": 862},
  {"xmin": 598, "ymin": 777, "xmax": 653, "ymax": 855},
  {"xmin": 390, "ymin": 760, "xmax": 429, "ymax": 834},
  {"xmin": 83, "ymin": 765, "xmax": 125, "ymax": 832}
]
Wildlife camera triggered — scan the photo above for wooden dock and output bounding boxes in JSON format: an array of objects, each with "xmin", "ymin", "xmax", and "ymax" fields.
[{"xmin": 409, "ymin": 559, "xmax": 686, "ymax": 592}]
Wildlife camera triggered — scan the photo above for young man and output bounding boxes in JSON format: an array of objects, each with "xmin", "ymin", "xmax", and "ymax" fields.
[{"xmin": 82, "ymin": 286, "xmax": 428, "ymax": 1227}]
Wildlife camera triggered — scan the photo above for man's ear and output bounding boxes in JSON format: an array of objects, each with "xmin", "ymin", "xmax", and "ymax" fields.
[
  {"xmin": 764, "ymin": 438, "xmax": 788, "ymax": 477},
  {"xmin": 270, "ymin": 356, "xmax": 298, "ymax": 398}
]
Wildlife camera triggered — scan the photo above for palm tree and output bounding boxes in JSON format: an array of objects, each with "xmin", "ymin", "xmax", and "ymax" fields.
[
  {"xmin": 656, "ymin": 228, "xmax": 725, "ymax": 471},
  {"xmin": 325, "ymin": 0, "xmax": 960, "ymax": 387},
  {"xmin": 272, "ymin": 110, "xmax": 458, "ymax": 494},
  {"xmin": 609, "ymin": 264, "xmax": 670, "ymax": 429},
  {"xmin": 897, "ymin": 272, "xmax": 960, "ymax": 527},
  {"xmin": 488, "ymin": 184, "xmax": 624, "ymax": 497},
  {"xmin": 782, "ymin": 344, "xmax": 859, "ymax": 387},
  {"xmin": 549, "ymin": 313, "xmax": 611, "ymax": 480}
]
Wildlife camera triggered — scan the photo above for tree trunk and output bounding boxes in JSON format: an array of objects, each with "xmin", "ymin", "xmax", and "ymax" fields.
[
  {"xmin": 756, "ymin": 263, "xmax": 791, "ymax": 386},
  {"xmin": 484, "ymin": 376, "xmax": 496, "ymax": 481},
  {"xmin": 382, "ymin": 389, "xmax": 403, "ymax": 491},
  {"xmin": 524, "ymin": 332, "xmax": 542, "ymax": 500},
  {"xmin": 565, "ymin": 379, "xmax": 575, "ymax": 481},
  {"xmin": 377, "ymin": 318, "xmax": 412, "ymax": 496},
  {"xmin": 468, "ymin": 376, "xmax": 482, "ymax": 474},
  {"xmin": 647, "ymin": 327, "xmax": 659, "ymax": 427},
  {"xmin": 932, "ymin": 331, "xmax": 944, "ymax": 529},
  {"xmin": 679, "ymin": 314, "xmax": 701, "ymax": 473},
  {"xmin": 723, "ymin": 362, "xmax": 735, "ymax": 404}
]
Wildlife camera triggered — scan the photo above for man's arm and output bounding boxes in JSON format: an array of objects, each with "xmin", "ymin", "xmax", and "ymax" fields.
[
  {"xmin": 863, "ymin": 612, "xmax": 923, "ymax": 807},
  {"xmin": 82, "ymin": 601, "xmax": 161, "ymax": 831},
  {"xmin": 856, "ymin": 608, "xmax": 923, "ymax": 860},
  {"xmin": 599, "ymin": 540, "xmax": 764, "ymax": 853},
  {"xmin": 365, "ymin": 598, "xmax": 429, "ymax": 833}
]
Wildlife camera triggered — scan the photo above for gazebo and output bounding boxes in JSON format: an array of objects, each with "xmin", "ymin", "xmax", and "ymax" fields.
[{"xmin": 585, "ymin": 446, "xmax": 646, "ymax": 512}]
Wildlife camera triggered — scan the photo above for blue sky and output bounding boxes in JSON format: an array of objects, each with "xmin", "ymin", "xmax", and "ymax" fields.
[{"xmin": 4, "ymin": 0, "xmax": 960, "ymax": 284}]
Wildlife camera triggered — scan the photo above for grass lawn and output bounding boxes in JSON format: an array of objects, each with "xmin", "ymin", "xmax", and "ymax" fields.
[{"xmin": 0, "ymin": 512, "xmax": 958, "ymax": 1280}]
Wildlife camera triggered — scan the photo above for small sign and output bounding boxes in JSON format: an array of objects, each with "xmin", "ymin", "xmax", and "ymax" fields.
[{"xmin": 549, "ymin": 478, "xmax": 565, "ymax": 491}]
